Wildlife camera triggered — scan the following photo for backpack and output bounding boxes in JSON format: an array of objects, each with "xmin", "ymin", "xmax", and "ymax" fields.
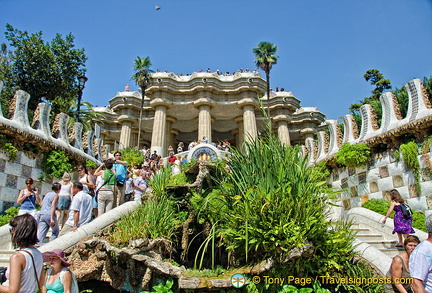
[
  {"xmin": 400, "ymin": 203, "xmax": 413, "ymax": 218},
  {"xmin": 59, "ymin": 268, "xmax": 79, "ymax": 293}
]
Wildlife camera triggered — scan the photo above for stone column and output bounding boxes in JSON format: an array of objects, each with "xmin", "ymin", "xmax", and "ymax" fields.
[
  {"xmin": 151, "ymin": 105, "xmax": 167, "ymax": 156},
  {"xmin": 277, "ymin": 120, "xmax": 291, "ymax": 145},
  {"xmin": 119, "ymin": 120, "xmax": 132, "ymax": 149},
  {"xmin": 198, "ymin": 105, "xmax": 212, "ymax": 143},
  {"xmin": 242, "ymin": 105, "xmax": 257, "ymax": 144}
]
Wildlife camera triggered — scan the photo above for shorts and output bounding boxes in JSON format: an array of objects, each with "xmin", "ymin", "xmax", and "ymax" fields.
[{"xmin": 57, "ymin": 196, "xmax": 71, "ymax": 210}]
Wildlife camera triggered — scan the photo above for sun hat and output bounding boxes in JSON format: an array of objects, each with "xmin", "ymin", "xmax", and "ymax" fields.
[{"xmin": 42, "ymin": 249, "xmax": 71, "ymax": 267}]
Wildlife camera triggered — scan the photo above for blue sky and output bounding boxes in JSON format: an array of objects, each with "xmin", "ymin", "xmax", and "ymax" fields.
[{"xmin": 1, "ymin": 0, "xmax": 431, "ymax": 120}]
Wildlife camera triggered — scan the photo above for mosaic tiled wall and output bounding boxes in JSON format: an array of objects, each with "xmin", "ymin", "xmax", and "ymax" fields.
[
  {"xmin": 331, "ymin": 151, "xmax": 432, "ymax": 213},
  {"xmin": 0, "ymin": 151, "xmax": 53, "ymax": 213}
]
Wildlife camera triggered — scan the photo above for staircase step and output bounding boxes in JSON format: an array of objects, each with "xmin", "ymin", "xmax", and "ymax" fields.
[
  {"xmin": 366, "ymin": 240, "xmax": 398, "ymax": 250},
  {"xmin": 356, "ymin": 234, "xmax": 392, "ymax": 241}
]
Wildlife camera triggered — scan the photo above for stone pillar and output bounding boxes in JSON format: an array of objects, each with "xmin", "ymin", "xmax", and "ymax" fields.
[
  {"xmin": 242, "ymin": 105, "xmax": 257, "ymax": 144},
  {"xmin": 198, "ymin": 105, "xmax": 212, "ymax": 143},
  {"xmin": 151, "ymin": 105, "xmax": 167, "ymax": 156},
  {"xmin": 119, "ymin": 120, "xmax": 132, "ymax": 149},
  {"xmin": 277, "ymin": 120, "xmax": 291, "ymax": 145}
]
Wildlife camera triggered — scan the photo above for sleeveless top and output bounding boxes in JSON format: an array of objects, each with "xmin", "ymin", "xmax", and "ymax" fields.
[
  {"xmin": 59, "ymin": 183, "xmax": 71, "ymax": 196},
  {"xmin": 20, "ymin": 191, "xmax": 37, "ymax": 210},
  {"xmin": 384, "ymin": 255, "xmax": 412, "ymax": 292},
  {"xmin": 45, "ymin": 268, "xmax": 65, "ymax": 293},
  {"xmin": 18, "ymin": 248, "xmax": 43, "ymax": 293},
  {"xmin": 79, "ymin": 175, "xmax": 90, "ymax": 193}
]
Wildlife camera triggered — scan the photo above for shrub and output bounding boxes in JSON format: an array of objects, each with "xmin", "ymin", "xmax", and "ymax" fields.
[
  {"xmin": 335, "ymin": 143, "xmax": 371, "ymax": 168},
  {"xmin": 42, "ymin": 150, "xmax": 74, "ymax": 179},
  {"xmin": 400, "ymin": 141, "xmax": 421, "ymax": 194},
  {"xmin": 120, "ymin": 147, "xmax": 144, "ymax": 167},
  {"xmin": 0, "ymin": 134, "xmax": 18, "ymax": 161},
  {"xmin": 0, "ymin": 206, "xmax": 19, "ymax": 226}
]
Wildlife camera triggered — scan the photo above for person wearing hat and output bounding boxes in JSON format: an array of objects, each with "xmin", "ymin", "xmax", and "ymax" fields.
[
  {"xmin": 41, "ymin": 249, "xmax": 73, "ymax": 293},
  {"xmin": 410, "ymin": 214, "xmax": 432, "ymax": 292}
]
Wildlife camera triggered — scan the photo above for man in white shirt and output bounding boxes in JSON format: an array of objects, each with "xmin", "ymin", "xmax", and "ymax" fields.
[
  {"xmin": 410, "ymin": 214, "xmax": 432, "ymax": 292},
  {"xmin": 133, "ymin": 173, "xmax": 147, "ymax": 202},
  {"xmin": 59, "ymin": 181, "xmax": 92, "ymax": 236}
]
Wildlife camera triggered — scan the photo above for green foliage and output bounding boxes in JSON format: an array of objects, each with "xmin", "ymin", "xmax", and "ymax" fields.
[
  {"xmin": 400, "ymin": 141, "xmax": 421, "ymax": 193},
  {"xmin": 150, "ymin": 166, "xmax": 172, "ymax": 197},
  {"xmin": 167, "ymin": 172, "xmax": 188, "ymax": 186},
  {"xmin": 42, "ymin": 150, "xmax": 74, "ymax": 179},
  {"xmin": 362, "ymin": 199, "xmax": 392, "ymax": 217},
  {"xmin": 1, "ymin": 24, "xmax": 87, "ymax": 113},
  {"xmin": 363, "ymin": 198, "xmax": 425, "ymax": 232},
  {"xmin": 0, "ymin": 206, "xmax": 19, "ymax": 226},
  {"xmin": 393, "ymin": 86, "xmax": 409, "ymax": 118},
  {"xmin": 190, "ymin": 189, "xmax": 229, "ymax": 225},
  {"xmin": 335, "ymin": 143, "xmax": 371, "ymax": 168},
  {"xmin": 85, "ymin": 160, "xmax": 98, "ymax": 168},
  {"xmin": 110, "ymin": 196, "xmax": 185, "ymax": 245},
  {"xmin": 140, "ymin": 279, "xmax": 173, "ymax": 293},
  {"xmin": 0, "ymin": 133, "xmax": 17, "ymax": 160},
  {"xmin": 120, "ymin": 147, "xmax": 144, "ymax": 168}
]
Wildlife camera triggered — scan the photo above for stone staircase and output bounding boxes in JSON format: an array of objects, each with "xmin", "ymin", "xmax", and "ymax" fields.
[{"xmin": 351, "ymin": 223, "xmax": 403, "ymax": 259}]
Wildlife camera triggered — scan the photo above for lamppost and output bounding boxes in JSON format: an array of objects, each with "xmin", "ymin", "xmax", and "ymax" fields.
[{"xmin": 76, "ymin": 75, "xmax": 88, "ymax": 122}]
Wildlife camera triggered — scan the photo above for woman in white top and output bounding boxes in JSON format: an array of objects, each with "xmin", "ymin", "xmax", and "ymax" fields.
[
  {"xmin": 77, "ymin": 165, "xmax": 95, "ymax": 194},
  {"xmin": 0, "ymin": 214, "xmax": 43, "ymax": 293},
  {"xmin": 57, "ymin": 172, "xmax": 73, "ymax": 229}
]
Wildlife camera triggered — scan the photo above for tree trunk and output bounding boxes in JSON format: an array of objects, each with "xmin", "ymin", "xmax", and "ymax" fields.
[{"xmin": 266, "ymin": 70, "xmax": 271, "ymax": 119}]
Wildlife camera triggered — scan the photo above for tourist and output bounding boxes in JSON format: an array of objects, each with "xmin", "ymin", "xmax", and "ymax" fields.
[
  {"xmin": 124, "ymin": 84, "xmax": 130, "ymax": 91},
  {"xmin": 202, "ymin": 136, "xmax": 209, "ymax": 144},
  {"xmin": 171, "ymin": 155, "xmax": 181, "ymax": 175},
  {"xmin": 133, "ymin": 171, "xmax": 147, "ymax": 202},
  {"xmin": 77, "ymin": 165, "xmax": 95, "ymax": 195},
  {"xmin": 168, "ymin": 152, "xmax": 176, "ymax": 164},
  {"xmin": 59, "ymin": 181, "xmax": 93, "ymax": 236},
  {"xmin": 16, "ymin": 177, "xmax": 40, "ymax": 219},
  {"xmin": 86, "ymin": 165, "xmax": 97, "ymax": 218},
  {"xmin": 131, "ymin": 163, "xmax": 141, "ymax": 179},
  {"xmin": 177, "ymin": 142, "xmax": 184, "ymax": 153},
  {"xmin": 141, "ymin": 163, "xmax": 152, "ymax": 185},
  {"xmin": 410, "ymin": 214, "xmax": 432, "ymax": 292},
  {"xmin": 111, "ymin": 151, "xmax": 128, "ymax": 207},
  {"xmin": 188, "ymin": 140, "xmax": 197, "ymax": 150},
  {"xmin": 94, "ymin": 160, "xmax": 116, "ymax": 216},
  {"xmin": 382, "ymin": 189, "xmax": 415, "ymax": 247},
  {"xmin": 36, "ymin": 182, "xmax": 61, "ymax": 247},
  {"xmin": 384, "ymin": 235, "xmax": 419, "ymax": 293},
  {"xmin": 167, "ymin": 145, "xmax": 174, "ymax": 154},
  {"xmin": 0, "ymin": 214, "xmax": 43, "ymax": 293},
  {"xmin": 41, "ymin": 249, "xmax": 74, "ymax": 293},
  {"xmin": 57, "ymin": 172, "xmax": 73, "ymax": 229},
  {"xmin": 124, "ymin": 171, "xmax": 134, "ymax": 202}
]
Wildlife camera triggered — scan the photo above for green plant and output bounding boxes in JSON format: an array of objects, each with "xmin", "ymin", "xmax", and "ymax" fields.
[
  {"xmin": 150, "ymin": 166, "xmax": 172, "ymax": 197},
  {"xmin": 0, "ymin": 134, "xmax": 18, "ymax": 161},
  {"xmin": 335, "ymin": 143, "xmax": 371, "ymax": 168},
  {"xmin": 400, "ymin": 141, "xmax": 421, "ymax": 194},
  {"xmin": 141, "ymin": 279, "xmax": 173, "ymax": 293},
  {"xmin": 110, "ymin": 196, "xmax": 185, "ymax": 245},
  {"xmin": 85, "ymin": 160, "xmax": 98, "ymax": 168},
  {"xmin": 121, "ymin": 147, "xmax": 144, "ymax": 167},
  {"xmin": 0, "ymin": 206, "xmax": 19, "ymax": 226},
  {"xmin": 42, "ymin": 150, "xmax": 74, "ymax": 179}
]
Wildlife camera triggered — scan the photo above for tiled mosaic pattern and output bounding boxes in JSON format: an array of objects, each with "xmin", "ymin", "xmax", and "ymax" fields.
[{"xmin": 331, "ymin": 151, "xmax": 432, "ymax": 212}]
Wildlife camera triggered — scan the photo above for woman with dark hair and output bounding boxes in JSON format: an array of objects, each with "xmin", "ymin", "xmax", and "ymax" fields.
[
  {"xmin": 16, "ymin": 178, "xmax": 40, "ymax": 219},
  {"xmin": 384, "ymin": 235, "xmax": 420, "ymax": 293},
  {"xmin": 0, "ymin": 214, "xmax": 43, "ymax": 293},
  {"xmin": 77, "ymin": 165, "xmax": 95, "ymax": 195},
  {"xmin": 382, "ymin": 189, "xmax": 415, "ymax": 247}
]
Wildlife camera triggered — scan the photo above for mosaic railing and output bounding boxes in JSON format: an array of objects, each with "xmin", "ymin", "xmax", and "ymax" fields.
[
  {"xmin": 0, "ymin": 81, "xmax": 102, "ymax": 164},
  {"xmin": 306, "ymin": 78, "xmax": 432, "ymax": 164}
]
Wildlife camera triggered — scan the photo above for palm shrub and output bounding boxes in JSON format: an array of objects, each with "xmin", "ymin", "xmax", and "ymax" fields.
[
  {"xmin": 121, "ymin": 147, "xmax": 144, "ymax": 168},
  {"xmin": 335, "ymin": 143, "xmax": 371, "ymax": 168}
]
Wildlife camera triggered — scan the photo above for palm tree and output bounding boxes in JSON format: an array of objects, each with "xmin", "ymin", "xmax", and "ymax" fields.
[
  {"xmin": 65, "ymin": 101, "xmax": 107, "ymax": 131},
  {"xmin": 253, "ymin": 42, "xmax": 279, "ymax": 119},
  {"xmin": 131, "ymin": 56, "xmax": 153, "ymax": 150}
]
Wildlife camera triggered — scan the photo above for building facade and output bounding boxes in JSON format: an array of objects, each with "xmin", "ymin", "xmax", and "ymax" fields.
[{"xmin": 95, "ymin": 71, "xmax": 326, "ymax": 156}]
